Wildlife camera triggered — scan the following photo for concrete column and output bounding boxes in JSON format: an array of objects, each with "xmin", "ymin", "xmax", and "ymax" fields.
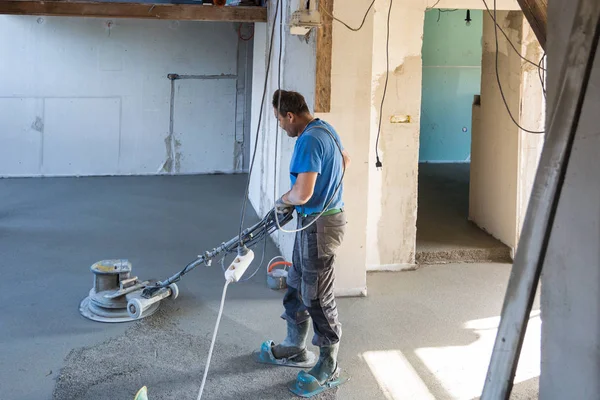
[
  {"xmin": 540, "ymin": 1, "xmax": 600, "ymax": 398},
  {"xmin": 366, "ymin": 0, "xmax": 429, "ymax": 271},
  {"xmin": 314, "ymin": 0, "xmax": 374, "ymax": 295}
]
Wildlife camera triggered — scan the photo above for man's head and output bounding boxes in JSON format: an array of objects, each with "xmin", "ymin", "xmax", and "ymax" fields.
[{"xmin": 272, "ymin": 90, "xmax": 312, "ymax": 137}]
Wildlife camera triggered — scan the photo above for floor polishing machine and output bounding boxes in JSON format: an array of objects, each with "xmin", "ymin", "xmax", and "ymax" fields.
[{"xmin": 79, "ymin": 207, "xmax": 294, "ymax": 323}]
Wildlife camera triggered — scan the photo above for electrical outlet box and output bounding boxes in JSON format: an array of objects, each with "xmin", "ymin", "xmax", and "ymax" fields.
[
  {"xmin": 289, "ymin": 9, "xmax": 321, "ymax": 36},
  {"xmin": 224, "ymin": 249, "xmax": 255, "ymax": 282}
]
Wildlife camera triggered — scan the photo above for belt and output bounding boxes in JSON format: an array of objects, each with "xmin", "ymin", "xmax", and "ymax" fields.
[{"xmin": 300, "ymin": 208, "xmax": 343, "ymax": 218}]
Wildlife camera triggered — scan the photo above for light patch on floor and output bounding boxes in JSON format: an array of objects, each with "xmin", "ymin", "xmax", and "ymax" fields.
[
  {"xmin": 415, "ymin": 311, "xmax": 541, "ymax": 399},
  {"xmin": 363, "ymin": 350, "xmax": 436, "ymax": 400}
]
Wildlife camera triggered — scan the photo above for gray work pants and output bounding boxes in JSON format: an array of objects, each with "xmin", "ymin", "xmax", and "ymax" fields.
[{"xmin": 282, "ymin": 211, "xmax": 346, "ymax": 347}]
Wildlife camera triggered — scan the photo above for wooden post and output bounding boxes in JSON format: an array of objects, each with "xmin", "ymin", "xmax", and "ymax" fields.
[
  {"xmin": 315, "ymin": 0, "xmax": 333, "ymax": 113},
  {"xmin": 516, "ymin": 0, "xmax": 547, "ymax": 50}
]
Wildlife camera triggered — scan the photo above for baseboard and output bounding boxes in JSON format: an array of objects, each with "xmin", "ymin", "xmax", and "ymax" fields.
[
  {"xmin": 335, "ymin": 287, "xmax": 367, "ymax": 297},
  {"xmin": 367, "ymin": 263, "xmax": 418, "ymax": 272}
]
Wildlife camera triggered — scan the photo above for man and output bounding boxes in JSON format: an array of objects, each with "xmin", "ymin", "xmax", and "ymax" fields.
[{"xmin": 256, "ymin": 90, "xmax": 350, "ymax": 396}]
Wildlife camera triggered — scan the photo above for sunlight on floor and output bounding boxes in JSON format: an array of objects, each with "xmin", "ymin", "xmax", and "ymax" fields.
[
  {"xmin": 362, "ymin": 350, "xmax": 436, "ymax": 400},
  {"xmin": 415, "ymin": 311, "xmax": 541, "ymax": 399}
]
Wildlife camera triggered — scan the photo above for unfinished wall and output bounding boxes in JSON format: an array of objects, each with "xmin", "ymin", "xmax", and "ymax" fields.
[
  {"xmin": 540, "ymin": 1, "xmax": 600, "ymax": 398},
  {"xmin": 366, "ymin": 0, "xmax": 521, "ymax": 271},
  {"xmin": 516, "ymin": 21, "xmax": 545, "ymax": 243},
  {"xmin": 248, "ymin": 0, "xmax": 524, "ymax": 286},
  {"xmin": 366, "ymin": 0, "xmax": 425, "ymax": 271},
  {"xmin": 469, "ymin": 11, "xmax": 543, "ymax": 252},
  {"xmin": 0, "ymin": 16, "xmax": 249, "ymax": 177}
]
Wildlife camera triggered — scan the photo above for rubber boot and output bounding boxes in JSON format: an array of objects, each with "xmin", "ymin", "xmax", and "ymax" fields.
[
  {"xmin": 307, "ymin": 343, "xmax": 339, "ymax": 385},
  {"xmin": 272, "ymin": 320, "xmax": 310, "ymax": 362}
]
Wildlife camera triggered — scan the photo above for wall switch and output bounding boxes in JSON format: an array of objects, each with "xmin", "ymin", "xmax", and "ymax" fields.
[{"xmin": 390, "ymin": 115, "xmax": 411, "ymax": 124}]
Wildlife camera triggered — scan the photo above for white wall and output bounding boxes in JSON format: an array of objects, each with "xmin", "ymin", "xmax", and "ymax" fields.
[
  {"xmin": 0, "ymin": 16, "xmax": 247, "ymax": 177},
  {"xmin": 540, "ymin": 0, "xmax": 600, "ymax": 397},
  {"xmin": 469, "ymin": 11, "xmax": 544, "ymax": 252}
]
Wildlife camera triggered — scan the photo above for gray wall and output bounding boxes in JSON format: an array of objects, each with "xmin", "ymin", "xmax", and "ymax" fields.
[
  {"xmin": 0, "ymin": 16, "xmax": 252, "ymax": 177},
  {"xmin": 540, "ymin": 1, "xmax": 600, "ymax": 398}
]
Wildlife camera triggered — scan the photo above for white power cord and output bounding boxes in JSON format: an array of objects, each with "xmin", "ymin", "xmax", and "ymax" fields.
[
  {"xmin": 196, "ymin": 279, "xmax": 231, "ymax": 400},
  {"xmin": 196, "ymin": 248, "xmax": 254, "ymax": 400}
]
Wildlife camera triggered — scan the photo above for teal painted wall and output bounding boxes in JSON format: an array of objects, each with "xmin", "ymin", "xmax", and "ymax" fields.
[{"xmin": 419, "ymin": 9, "xmax": 483, "ymax": 162}]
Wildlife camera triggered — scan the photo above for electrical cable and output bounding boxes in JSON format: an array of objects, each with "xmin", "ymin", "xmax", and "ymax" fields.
[
  {"xmin": 238, "ymin": 0, "xmax": 281, "ymax": 247},
  {"xmin": 319, "ymin": 0, "xmax": 375, "ymax": 32},
  {"xmin": 437, "ymin": 9, "xmax": 458, "ymax": 23},
  {"xmin": 490, "ymin": 0, "xmax": 545, "ymax": 134},
  {"xmin": 538, "ymin": 52, "xmax": 547, "ymax": 99},
  {"xmin": 481, "ymin": 0, "xmax": 546, "ymax": 72},
  {"xmin": 196, "ymin": 279, "xmax": 231, "ymax": 400},
  {"xmin": 374, "ymin": 0, "xmax": 393, "ymax": 168},
  {"xmin": 426, "ymin": 0, "xmax": 441, "ymax": 10}
]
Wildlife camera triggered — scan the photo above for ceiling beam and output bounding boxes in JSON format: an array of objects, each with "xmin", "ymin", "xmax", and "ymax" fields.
[
  {"xmin": 516, "ymin": 0, "xmax": 547, "ymax": 50},
  {"xmin": 0, "ymin": 1, "xmax": 267, "ymax": 22}
]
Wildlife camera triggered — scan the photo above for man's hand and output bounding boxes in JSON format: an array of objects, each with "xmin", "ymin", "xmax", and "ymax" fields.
[{"xmin": 275, "ymin": 195, "xmax": 294, "ymax": 215}]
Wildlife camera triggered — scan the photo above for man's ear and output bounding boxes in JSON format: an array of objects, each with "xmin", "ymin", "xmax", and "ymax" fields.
[{"xmin": 287, "ymin": 112, "xmax": 295, "ymax": 123}]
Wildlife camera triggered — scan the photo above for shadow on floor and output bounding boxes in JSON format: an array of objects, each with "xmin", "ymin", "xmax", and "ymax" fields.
[{"xmin": 417, "ymin": 163, "xmax": 512, "ymax": 265}]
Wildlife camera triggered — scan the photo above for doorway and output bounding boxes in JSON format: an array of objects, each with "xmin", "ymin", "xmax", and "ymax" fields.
[{"xmin": 416, "ymin": 8, "xmax": 511, "ymax": 264}]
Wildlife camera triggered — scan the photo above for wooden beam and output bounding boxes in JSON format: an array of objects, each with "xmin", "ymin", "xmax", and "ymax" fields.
[
  {"xmin": 315, "ymin": 0, "xmax": 332, "ymax": 113},
  {"xmin": 0, "ymin": 1, "xmax": 267, "ymax": 22},
  {"xmin": 516, "ymin": 0, "xmax": 547, "ymax": 50}
]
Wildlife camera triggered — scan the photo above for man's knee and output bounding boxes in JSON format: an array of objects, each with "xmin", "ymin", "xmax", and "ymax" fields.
[{"xmin": 282, "ymin": 286, "xmax": 310, "ymax": 324}]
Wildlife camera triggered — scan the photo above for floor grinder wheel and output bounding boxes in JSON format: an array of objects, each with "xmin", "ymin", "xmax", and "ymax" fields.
[{"xmin": 79, "ymin": 259, "xmax": 161, "ymax": 323}]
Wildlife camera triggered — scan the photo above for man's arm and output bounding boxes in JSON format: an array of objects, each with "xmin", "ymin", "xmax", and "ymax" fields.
[
  {"xmin": 282, "ymin": 172, "xmax": 318, "ymax": 205},
  {"xmin": 342, "ymin": 149, "xmax": 351, "ymax": 169}
]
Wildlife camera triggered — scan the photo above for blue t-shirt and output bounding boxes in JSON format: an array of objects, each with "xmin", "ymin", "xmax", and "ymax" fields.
[{"xmin": 289, "ymin": 119, "xmax": 344, "ymax": 215}]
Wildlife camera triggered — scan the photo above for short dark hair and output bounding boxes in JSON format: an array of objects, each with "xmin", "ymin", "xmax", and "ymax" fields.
[{"xmin": 272, "ymin": 90, "xmax": 310, "ymax": 117}]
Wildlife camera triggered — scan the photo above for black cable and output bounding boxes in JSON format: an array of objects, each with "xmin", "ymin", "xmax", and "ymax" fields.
[
  {"xmin": 375, "ymin": 0, "xmax": 393, "ymax": 168},
  {"xmin": 491, "ymin": 0, "xmax": 544, "ymax": 134},
  {"xmin": 538, "ymin": 52, "xmax": 547, "ymax": 99},
  {"xmin": 427, "ymin": 0, "xmax": 441, "ymax": 9},
  {"xmin": 239, "ymin": 232, "xmax": 268, "ymax": 282},
  {"xmin": 319, "ymin": 0, "xmax": 375, "ymax": 32},
  {"xmin": 437, "ymin": 9, "xmax": 458, "ymax": 23},
  {"xmin": 481, "ymin": 0, "xmax": 546, "ymax": 72},
  {"xmin": 238, "ymin": 0, "xmax": 281, "ymax": 246}
]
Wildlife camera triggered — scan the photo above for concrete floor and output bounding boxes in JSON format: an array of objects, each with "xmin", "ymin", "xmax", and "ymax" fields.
[
  {"xmin": 0, "ymin": 175, "xmax": 539, "ymax": 400},
  {"xmin": 417, "ymin": 163, "xmax": 512, "ymax": 264}
]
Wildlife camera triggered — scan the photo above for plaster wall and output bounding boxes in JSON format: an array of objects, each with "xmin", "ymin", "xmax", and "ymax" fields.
[{"xmin": 0, "ymin": 16, "xmax": 248, "ymax": 176}]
